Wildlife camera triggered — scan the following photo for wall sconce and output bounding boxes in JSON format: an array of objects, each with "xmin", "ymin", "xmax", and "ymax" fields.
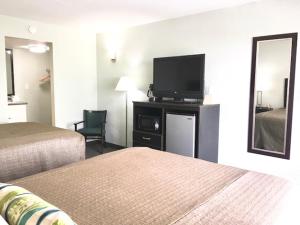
[
  {"xmin": 109, "ymin": 50, "xmax": 117, "ymax": 62},
  {"xmin": 104, "ymin": 31, "xmax": 122, "ymax": 63}
]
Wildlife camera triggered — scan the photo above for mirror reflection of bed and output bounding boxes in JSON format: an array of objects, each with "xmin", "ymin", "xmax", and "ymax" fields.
[
  {"xmin": 255, "ymin": 77, "xmax": 288, "ymax": 152},
  {"xmin": 253, "ymin": 37, "xmax": 292, "ymax": 154},
  {"xmin": 254, "ymin": 101, "xmax": 287, "ymax": 153}
]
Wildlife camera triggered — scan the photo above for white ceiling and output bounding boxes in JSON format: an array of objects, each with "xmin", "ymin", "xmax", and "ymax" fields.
[{"xmin": 0, "ymin": 0, "xmax": 258, "ymax": 32}]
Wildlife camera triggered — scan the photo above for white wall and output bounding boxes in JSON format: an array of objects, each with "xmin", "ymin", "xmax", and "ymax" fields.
[
  {"xmin": 97, "ymin": 0, "xmax": 300, "ymax": 182},
  {"xmin": 13, "ymin": 48, "xmax": 52, "ymax": 124},
  {"xmin": 256, "ymin": 38, "xmax": 292, "ymax": 109},
  {"xmin": 0, "ymin": 15, "xmax": 97, "ymax": 128}
]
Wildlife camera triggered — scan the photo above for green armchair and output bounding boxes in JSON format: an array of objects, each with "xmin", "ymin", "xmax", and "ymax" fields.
[{"xmin": 74, "ymin": 110, "xmax": 107, "ymax": 145}]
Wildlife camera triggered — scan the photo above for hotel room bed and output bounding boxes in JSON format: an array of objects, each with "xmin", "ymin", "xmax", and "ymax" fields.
[
  {"xmin": 254, "ymin": 109, "xmax": 286, "ymax": 152},
  {"xmin": 0, "ymin": 122, "xmax": 85, "ymax": 182},
  {"xmin": 10, "ymin": 147, "xmax": 294, "ymax": 225}
]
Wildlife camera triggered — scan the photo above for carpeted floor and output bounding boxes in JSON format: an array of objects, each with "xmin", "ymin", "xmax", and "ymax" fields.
[{"xmin": 85, "ymin": 141, "xmax": 122, "ymax": 159}]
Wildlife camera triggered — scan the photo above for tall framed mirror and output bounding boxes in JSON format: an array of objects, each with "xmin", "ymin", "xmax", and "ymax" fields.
[
  {"xmin": 5, "ymin": 48, "xmax": 15, "ymax": 96},
  {"xmin": 248, "ymin": 33, "xmax": 298, "ymax": 159}
]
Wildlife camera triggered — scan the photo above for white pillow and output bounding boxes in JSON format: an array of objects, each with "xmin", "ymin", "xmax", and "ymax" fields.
[{"xmin": 0, "ymin": 216, "xmax": 8, "ymax": 225}]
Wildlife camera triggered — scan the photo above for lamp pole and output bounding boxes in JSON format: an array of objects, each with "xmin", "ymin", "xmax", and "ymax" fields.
[
  {"xmin": 115, "ymin": 76, "xmax": 133, "ymax": 148},
  {"xmin": 125, "ymin": 91, "xmax": 128, "ymax": 147}
]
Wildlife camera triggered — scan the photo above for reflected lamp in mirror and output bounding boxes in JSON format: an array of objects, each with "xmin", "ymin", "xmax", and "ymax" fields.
[
  {"xmin": 248, "ymin": 33, "xmax": 298, "ymax": 159},
  {"xmin": 5, "ymin": 49, "xmax": 15, "ymax": 96},
  {"xmin": 256, "ymin": 90, "xmax": 263, "ymax": 106}
]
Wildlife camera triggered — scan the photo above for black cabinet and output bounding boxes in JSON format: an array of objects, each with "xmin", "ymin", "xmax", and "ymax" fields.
[
  {"xmin": 132, "ymin": 131, "xmax": 162, "ymax": 150},
  {"xmin": 132, "ymin": 101, "xmax": 220, "ymax": 163}
]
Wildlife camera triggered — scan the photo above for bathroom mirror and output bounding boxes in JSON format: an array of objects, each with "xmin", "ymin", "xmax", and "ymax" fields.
[
  {"xmin": 248, "ymin": 33, "xmax": 297, "ymax": 159},
  {"xmin": 5, "ymin": 48, "xmax": 15, "ymax": 96}
]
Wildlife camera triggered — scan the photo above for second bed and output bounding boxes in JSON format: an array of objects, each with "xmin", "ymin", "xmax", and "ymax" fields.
[{"xmin": 0, "ymin": 122, "xmax": 85, "ymax": 182}]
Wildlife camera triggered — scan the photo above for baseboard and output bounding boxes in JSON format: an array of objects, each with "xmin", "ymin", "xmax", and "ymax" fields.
[
  {"xmin": 86, "ymin": 140, "xmax": 125, "ymax": 149},
  {"xmin": 105, "ymin": 142, "xmax": 125, "ymax": 149}
]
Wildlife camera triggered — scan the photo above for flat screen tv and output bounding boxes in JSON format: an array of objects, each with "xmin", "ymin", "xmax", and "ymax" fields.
[{"xmin": 153, "ymin": 54, "xmax": 205, "ymax": 100}]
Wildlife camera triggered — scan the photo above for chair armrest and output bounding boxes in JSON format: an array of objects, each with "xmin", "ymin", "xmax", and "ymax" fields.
[
  {"xmin": 74, "ymin": 121, "xmax": 84, "ymax": 131},
  {"xmin": 74, "ymin": 121, "xmax": 84, "ymax": 125}
]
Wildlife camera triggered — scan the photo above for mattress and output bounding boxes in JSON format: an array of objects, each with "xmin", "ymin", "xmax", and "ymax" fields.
[
  {"xmin": 11, "ymin": 148, "xmax": 293, "ymax": 225},
  {"xmin": 0, "ymin": 122, "xmax": 85, "ymax": 182}
]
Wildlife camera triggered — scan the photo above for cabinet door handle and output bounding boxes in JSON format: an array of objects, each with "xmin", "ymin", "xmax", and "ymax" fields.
[{"xmin": 142, "ymin": 137, "xmax": 151, "ymax": 141}]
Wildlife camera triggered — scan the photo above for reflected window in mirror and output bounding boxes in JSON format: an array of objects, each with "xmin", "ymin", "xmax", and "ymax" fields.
[
  {"xmin": 248, "ymin": 33, "xmax": 298, "ymax": 159},
  {"xmin": 6, "ymin": 48, "xmax": 15, "ymax": 96}
]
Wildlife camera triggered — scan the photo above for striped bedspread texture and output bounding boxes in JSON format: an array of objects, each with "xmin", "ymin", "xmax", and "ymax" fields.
[
  {"xmin": 9, "ymin": 147, "xmax": 296, "ymax": 225},
  {"xmin": 0, "ymin": 122, "xmax": 85, "ymax": 182}
]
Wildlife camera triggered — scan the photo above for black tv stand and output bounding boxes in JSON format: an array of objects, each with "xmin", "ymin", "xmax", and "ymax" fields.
[
  {"xmin": 173, "ymin": 97, "xmax": 184, "ymax": 102},
  {"xmin": 155, "ymin": 97, "xmax": 203, "ymax": 105},
  {"xmin": 132, "ymin": 101, "xmax": 220, "ymax": 163}
]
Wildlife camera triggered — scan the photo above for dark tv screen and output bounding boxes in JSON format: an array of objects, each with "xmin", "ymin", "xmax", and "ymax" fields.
[{"xmin": 153, "ymin": 54, "xmax": 205, "ymax": 99}]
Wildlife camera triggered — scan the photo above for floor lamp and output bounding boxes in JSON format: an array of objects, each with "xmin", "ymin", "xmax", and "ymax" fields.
[{"xmin": 115, "ymin": 76, "xmax": 133, "ymax": 147}]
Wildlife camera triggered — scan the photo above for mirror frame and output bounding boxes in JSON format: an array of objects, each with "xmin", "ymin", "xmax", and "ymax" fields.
[
  {"xmin": 248, "ymin": 33, "xmax": 298, "ymax": 159},
  {"xmin": 6, "ymin": 48, "xmax": 15, "ymax": 96}
]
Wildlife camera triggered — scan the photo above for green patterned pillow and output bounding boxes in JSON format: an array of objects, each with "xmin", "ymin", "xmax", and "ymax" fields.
[{"xmin": 0, "ymin": 183, "xmax": 76, "ymax": 225}]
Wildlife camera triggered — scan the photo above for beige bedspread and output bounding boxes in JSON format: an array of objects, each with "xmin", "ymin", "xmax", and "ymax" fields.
[
  {"xmin": 0, "ymin": 122, "xmax": 85, "ymax": 182},
  {"xmin": 11, "ymin": 148, "xmax": 292, "ymax": 225}
]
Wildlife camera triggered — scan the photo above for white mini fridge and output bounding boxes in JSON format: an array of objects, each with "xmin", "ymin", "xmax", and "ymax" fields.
[{"xmin": 166, "ymin": 113, "xmax": 196, "ymax": 157}]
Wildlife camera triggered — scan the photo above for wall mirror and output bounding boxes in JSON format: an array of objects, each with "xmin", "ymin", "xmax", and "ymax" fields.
[
  {"xmin": 248, "ymin": 33, "xmax": 298, "ymax": 159},
  {"xmin": 5, "ymin": 48, "xmax": 15, "ymax": 96}
]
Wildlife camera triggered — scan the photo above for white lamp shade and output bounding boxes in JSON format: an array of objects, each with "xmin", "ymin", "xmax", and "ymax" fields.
[{"xmin": 115, "ymin": 76, "xmax": 135, "ymax": 91}]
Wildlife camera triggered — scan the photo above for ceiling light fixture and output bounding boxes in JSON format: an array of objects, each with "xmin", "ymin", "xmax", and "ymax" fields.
[
  {"xmin": 28, "ymin": 44, "xmax": 49, "ymax": 53},
  {"xmin": 20, "ymin": 44, "xmax": 50, "ymax": 54}
]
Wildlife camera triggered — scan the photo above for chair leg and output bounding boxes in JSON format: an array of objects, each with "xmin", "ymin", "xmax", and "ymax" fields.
[{"xmin": 96, "ymin": 137, "xmax": 103, "ymax": 154}]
